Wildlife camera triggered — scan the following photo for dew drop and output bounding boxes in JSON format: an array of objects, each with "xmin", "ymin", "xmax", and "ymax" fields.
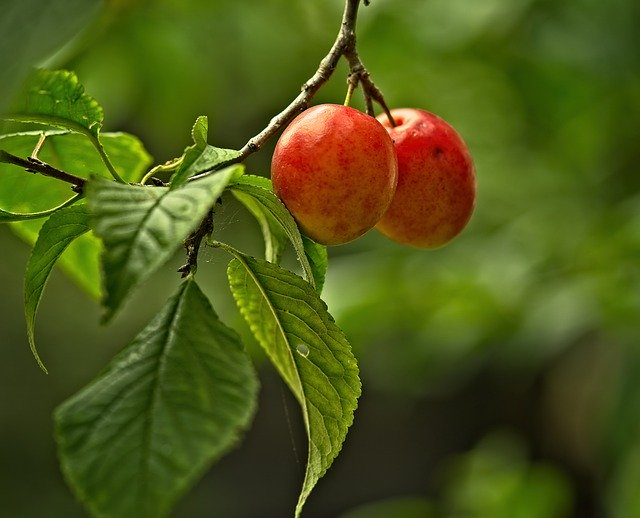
[{"xmin": 296, "ymin": 343, "xmax": 310, "ymax": 358}]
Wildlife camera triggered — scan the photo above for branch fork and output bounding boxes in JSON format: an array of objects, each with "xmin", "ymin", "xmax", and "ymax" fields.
[
  {"xmin": 0, "ymin": 0, "xmax": 393, "ymax": 277},
  {"xmin": 193, "ymin": 0, "xmax": 394, "ymax": 179}
]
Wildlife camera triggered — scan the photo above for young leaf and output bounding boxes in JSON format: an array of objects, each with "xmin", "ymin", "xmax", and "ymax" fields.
[
  {"xmin": 170, "ymin": 116, "xmax": 241, "ymax": 188},
  {"xmin": 188, "ymin": 114, "xmax": 209, "ymax": 149},
  {"xmin": 55, "ymin": 279, "xmax": 258, "ymax": 518},
  {"xmin": 224, "ymin": 248, "xmax": 361, "ymax": 517},
  {"xmin": 87, "ymin": 166, "xmax": 242, "ymax": 322},
  {"xmin": 24, "ymin": 204, "xmax": 91, "ymax": 372},
  {"xmin": 230, "ymin": 175, "xmax": 324, "ymax": 291}
]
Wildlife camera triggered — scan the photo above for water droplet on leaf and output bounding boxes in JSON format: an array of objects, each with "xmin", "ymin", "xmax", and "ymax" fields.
[{"xmin": 296, "ymin": 343, "xmax": 310, "ymax": 358}]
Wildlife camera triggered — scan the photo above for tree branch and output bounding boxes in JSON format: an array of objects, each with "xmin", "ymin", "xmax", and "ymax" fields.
[
  {"xmin": 192, "ymin": 0, "xmax": 393, "ymax": 180},
  {"xmin": 0, "ymin": 150, "xmax": 86, "ymax": 193},
  {"xmin": 186, "ymin": 0, "xmax": 393, "ymax": 278}
]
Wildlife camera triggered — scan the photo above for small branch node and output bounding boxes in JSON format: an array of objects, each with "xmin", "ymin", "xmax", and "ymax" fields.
[
  {"xmin": 179, "ymin": 209, "xmax": 215, "ymax": 278},
  {"xmin": 1, "ymin": 149, "xmax": 87, "ymax": 191}
]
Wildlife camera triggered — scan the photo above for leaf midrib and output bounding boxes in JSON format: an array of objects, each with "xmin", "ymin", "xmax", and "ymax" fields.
[
  {"xmin": 103, "ymin": 185, "xmax": 166, "ymax": 303},
  {"xmin": 235, "ymin": 254, "xmax": 307, "ymax": 413},
  {"xmin": 136, "ymin": 282, "xmax": 186, "ymax": 509}
]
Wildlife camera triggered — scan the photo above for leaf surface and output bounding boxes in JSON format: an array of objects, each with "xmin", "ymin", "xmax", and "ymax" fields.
[
  {"xmin": 24, "ymin": 203, "xmax": 91, "ymax": 372},
  {"xmin": 6, "ymin": 69, "xmax": 103, "ymax": 136},
  {"xmin": 232, "ymin": 182, "xmax": 289, "ymax": 264},
  {"xmin": 225, "ymin": 250, "xmax": 360, "ymax": 516},
  {"xmin": 0, "ymin": 130, "xmax": 152, "ymax": 298},
  {"xmin": 0, "ymin": 194, "xmax": 81, "ymax": 223},
  {"xmin": 87, "ymin": 166, "xmax": 242, "ymax": 321},
  {"xmin": 4, "ymin": 69, "xmax": 133, "ymax": 181},
  {"xmin": 145, "ymin": 116, "xmax": 240, "ymax": 188},
  {"xmin": 55, "ymin": 279, "xmax": 258, "ymax": 518},
  {"xmin": 230, "ymin": 175, "xmax": 325, "ymax": 291},
  {"xmin": 0, "ymin": 131, "xmax": 150, "ymax": 213},
  {"xmin": 302, "ymin": 235, "xmax": 328, "ymax": 295},
  {"xmin": 169, "ymin": 116, "xmax": 241, "ymax": 188}
]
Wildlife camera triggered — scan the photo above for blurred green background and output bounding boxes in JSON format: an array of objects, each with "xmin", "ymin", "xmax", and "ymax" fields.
[{"xmin": 1, "ymin": 0, "xmax": 639, "ymax": 516}]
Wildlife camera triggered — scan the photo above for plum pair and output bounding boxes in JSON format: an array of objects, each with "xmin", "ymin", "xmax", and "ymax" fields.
[{"xmin": 271, "ymin": 104, "xmax": 476, "ymax": 248}]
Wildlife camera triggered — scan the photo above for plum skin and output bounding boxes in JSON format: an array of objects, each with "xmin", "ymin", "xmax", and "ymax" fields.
[
  {"xmin": 271, "ymin": 104, "xmax": 398, "ymax": 246},
  {"xmin": 375, "ymin": 108, "xmax": 476, "ymax": 249}
]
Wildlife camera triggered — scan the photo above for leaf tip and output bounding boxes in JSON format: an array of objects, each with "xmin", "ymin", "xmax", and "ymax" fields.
[{"xmin": 27, "ymin": 332, "xmax": 49, "ymax": 374}]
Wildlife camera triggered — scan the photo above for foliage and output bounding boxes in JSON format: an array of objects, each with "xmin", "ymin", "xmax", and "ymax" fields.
[
  {"xmin": 1, "ymin": 0, "xmax": 640, "ymax": 517},
  {"xmin": 55, "ymin": 279, "xmax": 258, "ymax": 518},
  {"xmin": 0, "ymin": 67, "xmax": 358, "ymax": 516}
]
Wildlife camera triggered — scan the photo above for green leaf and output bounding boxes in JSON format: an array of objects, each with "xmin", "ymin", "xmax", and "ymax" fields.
[
  {"xmin": 55, "ymin": 279, "xmax": 258, "ymax": 518},
  {"xmin": 99, "ymin": 132, "xmax": 154, "ymax": 183},
  {"xmin": 5, "ymin": 69, "xmax": 126, "ymax": 181},
  {"xmin": 230, "ymin": 175, "xmax": 321, "ymax": 290},
  {"xmin": 7, "ymin": 69, "xmax": 103, "ymax": 136},
  {"xmin": 302, "ymin": 235, "xmax": 328, "ymax": 295},
  {"xmin": 170, "ymin": 116, "xmax": 241, "ymax": 188},
  {"xmin": 190, "ymin": 114, "xmax": 209, "ymax": 147},
  {"xmin": 0, "ymin": 193, "xmax": 81, "ymax": 223},
  {"xmin": 224, "ymin": 248, "xmax": 360, "ymax": 517},
  {"xmin": 232, "ymin": 181, "xmax": 289, "ymax": 264},
  {"xmin": 24, "ymin": 203, "xmax": 91, "ymax": 373},
  {"xmin": 87, "ymin": 166, "xmax": 242, "ymax": 322},
  {"xmin": 0, "ymin": 130, "xmax": 151, "ymax": 212},
  {"xmin": 1, "ymin": 130, "xmax": 152, "ymax": 299}
]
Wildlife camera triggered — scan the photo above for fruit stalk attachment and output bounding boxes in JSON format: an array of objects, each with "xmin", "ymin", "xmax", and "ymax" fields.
[{"xmin": 193, "ymin": 0, "xmax": 394, "ymax": 179}]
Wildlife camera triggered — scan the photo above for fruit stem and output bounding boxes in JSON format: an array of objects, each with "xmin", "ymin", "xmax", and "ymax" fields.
[
  {"xmin": 344, "ymin": 76, "xmax": 358, "ymax": 107},
  {"xmin": 382, "ymin": 105, "xmax": 397, "ymax": 127},
  {"xmin": 191, "ymin": 0, "xmax": 395, "ymax": 180}
]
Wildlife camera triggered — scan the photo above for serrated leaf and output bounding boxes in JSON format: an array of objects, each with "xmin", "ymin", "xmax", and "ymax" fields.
[
  {"xmin": 5, "ymin": 69, "xmax": 129, "ymax": 182},
  {"xmin": 87, "ymin": 166, "xmax": 242, "ymax": 322},
  {"xmin": 174, "ymin": 145, "xmax": 241, "ymax": 186},
  {"xmin": 147, "ymin": 116, "xmax": 241, "ymax": 188},
  {"xmin": 225, "ymin": 250, "xmax": 360, "ymax": 517},
  {"xmin": 55, "ymin": 279, "xmax": 258, "ymax": 518},
  {"xmin": 230, "ymin": 175, "xmax": 322, "ymax": 291},
  {"xmin": 7, "ymin": 69, "xmax": 103, "ymax": 136},
  {"xmin": 1, "ymin": 130, "xmax": 152, "ymax": 299},
  {"xmin": 190, "ymin": 114, "xmax": 208, "ymax": 148},
  {"xmin": 169, "ymin": 116, "xmax": 241, "ymax": 188},
  {"xmin": 24, "ymin": 203, "xmax": 91, "ymax": 372}
]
